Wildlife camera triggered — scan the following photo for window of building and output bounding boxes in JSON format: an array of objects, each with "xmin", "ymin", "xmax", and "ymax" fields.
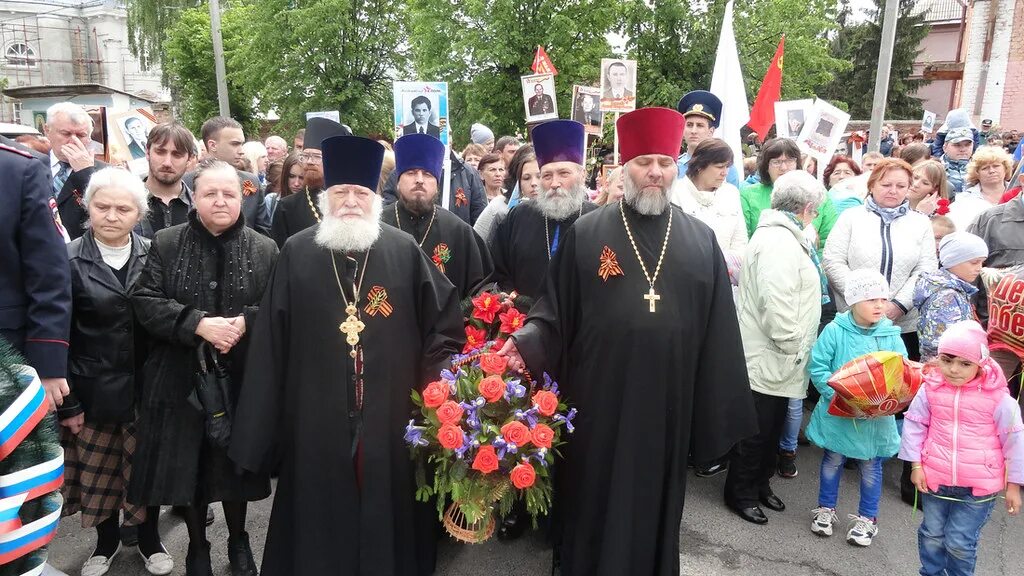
[{"xmin": 5, "ymin": 42, "xmax": 37, "ymax": 68}]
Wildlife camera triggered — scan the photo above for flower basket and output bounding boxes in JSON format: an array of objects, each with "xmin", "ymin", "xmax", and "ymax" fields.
[{"xmin": 405, "ymin": 291, "xmax": 576, "ymax": 543}]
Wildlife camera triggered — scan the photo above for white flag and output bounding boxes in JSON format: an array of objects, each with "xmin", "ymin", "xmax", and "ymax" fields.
[{"xmin": 710, "ymin": 0, "xmax": 749, "ymax": 170}]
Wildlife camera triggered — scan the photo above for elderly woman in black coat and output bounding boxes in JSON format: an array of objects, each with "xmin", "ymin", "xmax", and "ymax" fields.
[
  {"xmin": 130, "ymin": 159, "xmax": 278, "ymax": 576},
  {"xmin": 63, "ymin": 167, "xmax": 172, "ymax": 576}
]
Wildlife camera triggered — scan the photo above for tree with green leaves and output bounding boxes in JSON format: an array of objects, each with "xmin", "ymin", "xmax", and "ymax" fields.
[
  {"xmin": 231, "ymin": 0, "xmax": 408, "ymax": 136},
  {"xmin": 163, "ymin": 5, "xmax": 260, "ymax": 135},
  {"xmin": 406, "ymin": 0, "xmax": 620, "ymax": 147},
  {"xmin": 125, "ymin": 0, "xmax": 200, "ymax": 71},
  {"xmin": 819, "ymin": 0, "xmax": 930, "ymax": 119}
]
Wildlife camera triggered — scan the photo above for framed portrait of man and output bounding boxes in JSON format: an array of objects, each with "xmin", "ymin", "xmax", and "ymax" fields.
[
  {"xmin": 393, "ymin": 81, "xmax": 450, "ymax": 145},
  {"xmin": 796, "ymin": 99, "xmax": 850, "ymax": 162},
  {"xmin": 106, "ymin": 108, "xmax": 156, "ymax": 169},
  {"xmin": 599, "ymin": 58, "xmax": 637, "ymax": 113},
  {"xmin": 521, "ymin": 74, "xmax": 558, "ymax": 123},
  {"xmin": 571, "ymin": 86, "xmax": 603, "ymax": 135},
  {"xmin": 773, "ymin": 99, "xmax": 813, "ymax": 140}
]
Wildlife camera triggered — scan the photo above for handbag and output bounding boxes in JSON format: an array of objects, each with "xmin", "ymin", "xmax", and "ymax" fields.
[{"xmin": 187, "ymin": 342, "xmax": 234, "ymax": 449}]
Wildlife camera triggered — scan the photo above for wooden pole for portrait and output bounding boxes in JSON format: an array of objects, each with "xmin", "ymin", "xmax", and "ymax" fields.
[
  {"xmin": 441, "ymin": 144, "xmax": 452, "ymax": 209},
  {"xmin": 613, "ymin": 112, "xmax": 620, "ymax": 166}
]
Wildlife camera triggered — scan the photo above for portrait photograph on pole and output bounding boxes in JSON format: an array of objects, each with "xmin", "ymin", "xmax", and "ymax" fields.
[
  {"xmin": 393, "ymin": 81, "xmax": 450, "ymax": 145},
  {"xmin": 599, "ymin": 58, "xmax": 637, "ymax": 113},
  {"xmin": 521, "ymin": 74, "xmax": 558, "ymax": 123},
  {"xmin": 571, "ymin": 85, "xmax": 604, "ymax": 135}
]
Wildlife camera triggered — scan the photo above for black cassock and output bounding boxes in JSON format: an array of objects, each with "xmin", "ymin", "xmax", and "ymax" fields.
[
  {"xmin": 515, "ymin": 202, "xmax": 757, "ymax": 576},
  {"xmin": 490, "ymin": 200, "xmax": 597, "ymax": 299},
  {"xmin": 270, "ymin": 188, "xmax": 321, "ymax": 248},
  {"xmin": 381, "ymin": 202, "xmax": 493, "ymax": 299},
  {"xmin": 229, "ymin": 225, "xmax": 465, "ymax": 575}
]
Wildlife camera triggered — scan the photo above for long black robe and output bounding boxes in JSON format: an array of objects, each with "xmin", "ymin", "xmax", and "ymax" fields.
[
  {"xmin": 270, "ymin": 188, "xmax": 321, "ymax": 248},
  {"xmin": 514, "ymin": 201, "xmax": 757, "ymax": 576},
  {"xmin": 229, "ymin": 225, "xmax": 465, "ymax": 576},
  {"xmin": 381, "ymin": 201, "xmax": 493, "ymax": 299},
  {"xmin": 490, "ymin": 200, "xmax": 597, "ymax": 299}
]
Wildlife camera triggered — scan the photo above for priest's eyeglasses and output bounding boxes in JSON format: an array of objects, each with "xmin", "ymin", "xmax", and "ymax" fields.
[{"xmin": 300, "ymin": 152, "xmax": 323, "ymax": 165}]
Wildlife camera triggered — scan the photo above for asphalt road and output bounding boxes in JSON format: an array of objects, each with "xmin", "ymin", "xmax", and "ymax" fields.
[{"xmin": 46, "ymin": 444, "xmax": 1023, "ymax": 575}]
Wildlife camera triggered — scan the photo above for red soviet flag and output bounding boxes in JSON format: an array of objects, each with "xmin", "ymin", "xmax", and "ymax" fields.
[
  {"xmin": 746, "ymin": 36, "xmax": 784, "ymax": 143},
  {"xmin": 532, "ymin": 46, "xmax": 558, "ymax": 76}
]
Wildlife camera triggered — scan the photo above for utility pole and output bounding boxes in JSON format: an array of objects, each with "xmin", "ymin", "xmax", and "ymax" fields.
[
  {"xmin": 209, "ymin": 0, "xmax": 230, "ymax": 117},
  {"xmin": 868, "ymin": 0, "xmax": 899, "ymax": 152}
]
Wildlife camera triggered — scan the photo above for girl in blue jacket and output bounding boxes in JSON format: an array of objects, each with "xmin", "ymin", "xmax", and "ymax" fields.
[{"xmin": 806, "ymin": 269, "xmax": 907, "ymax": 547}]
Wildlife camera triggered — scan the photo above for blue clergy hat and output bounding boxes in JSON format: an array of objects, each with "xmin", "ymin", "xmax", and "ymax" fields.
[
  {"xmin": 305, "ymin": 117, "xmax": 351, "ymax": 151},
  {"xmin": 532, "ymin": 120, "xmax": 585, "ymax": 167},
  {"xmin": 676, "ymin": 90, "xmax": 722, "ymax": 128},
  {"xmin": 321, "ymin": 135, "xmax": 385, "ymax": 191},
  {"xmin": 394, "ymin": 133, "xmax": 445, "ymax": 182}
]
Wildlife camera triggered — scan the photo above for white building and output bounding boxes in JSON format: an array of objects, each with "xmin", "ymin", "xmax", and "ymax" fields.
[{"xmin": 0, "ymin": 0, "xmax": 169, "ymax": 124}]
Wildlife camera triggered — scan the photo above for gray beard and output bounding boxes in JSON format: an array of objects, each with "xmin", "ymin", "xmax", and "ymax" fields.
[
  {"xmin": 535, "ymin": 183, "xmax": 586, "ymax": 221},
  {"xmin": 623, "ymin": 175, "xmax": 671, "ymax": 216},
  {"xmin": 314, "ymin": 193, "xmax": 384, "ymax": 253}
]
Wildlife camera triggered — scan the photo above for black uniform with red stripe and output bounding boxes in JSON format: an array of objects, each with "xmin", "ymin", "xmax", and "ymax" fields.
[{"xmin": 0, "ymin": 143, "xmax": 72, "ymax": 377}]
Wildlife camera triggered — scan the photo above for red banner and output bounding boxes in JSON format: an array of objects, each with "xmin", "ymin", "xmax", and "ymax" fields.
[
  {"xmin": 746, "ymin": 36, "xmax": 784, "ymax": 143},
  {"xmin": 532, "ymin": 46, "xmax": 557, "ymax": 76}
]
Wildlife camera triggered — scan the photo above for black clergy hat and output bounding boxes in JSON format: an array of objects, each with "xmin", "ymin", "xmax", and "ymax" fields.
[
  {"xmin": 305, "ymin": 117, "xmax": 351, "ymax": 151},
  {"xmin": 676, "ymin": 90, "xmax": 723, "ymax": 128},
  {"xmin": 322, "ymin": 135, "xmax": 385, "ymax": 192},
  {"xmin": 394, "ymin": 133, "xmax": 445, "ymax": 182},
  {"xmin": 532, "ymin": 120, "xmax": 585, "ymax": 167}
]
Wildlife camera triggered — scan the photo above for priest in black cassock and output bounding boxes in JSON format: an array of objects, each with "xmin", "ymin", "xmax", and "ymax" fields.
[
  {"xmin": 499, "ymin": 108, "xmax": 758, "ymax": 576},
  {"xmin": 230, "ymin": 135, "xmax": 465, "ymax": 575},
  {"xmin": 490, "ymin": 120, "xmax": 597, "ymax": 299},
  {"xmin": 270, "ymin": 117, "xmax": 350, "ymax": 248},
  {"xmin": 382, "ymin": 133, "xmax": 492, "ymax": 299}
]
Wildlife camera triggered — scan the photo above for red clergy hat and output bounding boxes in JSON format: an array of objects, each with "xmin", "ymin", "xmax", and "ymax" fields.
[{"xmin": 616, "ymin": 107, "xmax": 685, "ymax": 164}]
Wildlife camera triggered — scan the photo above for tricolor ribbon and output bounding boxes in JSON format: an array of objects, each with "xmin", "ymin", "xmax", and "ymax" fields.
[
  {"xmin": 0, "ymin": 451, "xmax": 64, "ymax": 501},
  {"xmin": 0, "ymin": 498, "xmax": 61, "ymax": 564},
  {"xmin": 0, "ymin": 376, "xmax": 48, "ymax": 460}
]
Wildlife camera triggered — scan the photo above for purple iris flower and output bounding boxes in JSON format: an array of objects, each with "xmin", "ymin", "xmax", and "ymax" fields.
[
  {"xmin": 440, "ymin": 368, "xmax": 458, "ymax": 383},
  {"xmin": 531, "ymin": 447, "xmax": 549, "ymax": 468},
  {"xmin": 404, "ymin": 420, "xmax": 428, "ymax": 447},
  {"xmin": 505, "ymin": 379, "xmax": 526, "ymax": 401},
  {"xmin": 542, "ymin": 372, "xmax": 559, "ymax": 395},
  {"xmin": 494, "ymin": 435, "xmax": 519, "ymax": 459},
  {"xmin": 554, "ymin": 408, "xmax": 577, "ymax": 433},
  {"xmin": 461, "ymin": 398, "xmax": 484, "ymax": 430},
  {"xmin": 515, "ymin": 407, "xmax": 539, "ymax": 428},
  {"xmin": 455, "ymin": 435, "xmax": 473, "ymax": 459}
]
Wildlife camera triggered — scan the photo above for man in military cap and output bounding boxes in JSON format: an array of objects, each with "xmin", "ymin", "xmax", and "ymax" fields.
[{"xmin": 676, "ymin": 90, "xmax": 741, "ymax": 188}]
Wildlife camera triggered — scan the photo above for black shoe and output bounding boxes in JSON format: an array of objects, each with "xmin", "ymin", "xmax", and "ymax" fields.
[
  {"xmin": 729, "ymin": 505, "xmax": 768, "ymax": 525},
  {"xmin": 759, "ymin": 493, "xmax": 786, "ymax": 512},
  {"xmin": 496, "ymin": 511, "xmax": 527, "ymax": 541},
  {"xmin": 777, "ymin": 450, "xmax": 798, "ymax": 479},
  {"xmin": 120, "ymin": 524, "xmax": 139, "ymax": 547},
  {"xmin": 227, "ymin": 532, "xmax": 258, "ymax": 576},
  {"xmin": 695, "ymin": 462, "xmax": 728, "ymax": 478},
  {"xmin": 185, "ymin": 541, "xmax": 213, "ymax": 576}
]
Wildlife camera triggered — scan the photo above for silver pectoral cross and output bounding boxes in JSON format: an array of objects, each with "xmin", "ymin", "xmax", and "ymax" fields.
[{"xmin": 644, "ymin": 287, "xmax": 661, "ymax": 313}]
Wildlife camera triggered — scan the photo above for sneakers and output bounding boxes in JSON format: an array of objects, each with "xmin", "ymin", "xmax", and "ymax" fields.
[
  {"xmin": 695, "ymin": 461, "xmax": 728, "ymax": 478},
  {"xmin": 777, "ymin": 450, "xmax": 798, "ymax": 478},
  {"xmin": 845, "ymin": 515, "xmax": 878, "ymax": 546},
  {"xmin": 810, "ymin": 507, "xmax": 838, "ymax": 537}
]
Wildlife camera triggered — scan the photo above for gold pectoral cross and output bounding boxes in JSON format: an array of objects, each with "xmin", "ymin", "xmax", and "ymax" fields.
[
  {"xmin": 644, "ymin": 287, "xmax": 661, "ymax": 313},
  {"xmin": 339, "ymin": 304, "xmax": 365, "ymax": 358}
]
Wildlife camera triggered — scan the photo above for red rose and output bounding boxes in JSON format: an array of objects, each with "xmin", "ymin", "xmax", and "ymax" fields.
[
  {"xmin": 471, "ymin": 445, "xmax": 500, "ymax": 474},
  {"xmin": 479, "ymin": 353, "xmax": 509, "ymax": 376},
  {"xmin": 531, "ymin": 423, "xmax": 555, "ymax": 449},
  {"xmin": 472, "ymin": 293, "xmax": 502, "ymax": 324},
  {"xmin": 436, "ymin": 400, "xmax": 464, "ymax": 425},
  {"xmin": 478, "ymin": 375, "xmax": 505, "ymax": 403},
  {"xmin": 532, "ymin": 390, "xmax": 559, "ymax": 416},
  {"xmin": 422, "ymin": 380, "xmax": 449, "ymax": 409},
  {"xmin": 498, "ymin": 308, "xmax": 527, "ymax": 335},
  {"xmin": 464, "ymin": 325, "xmax": 487, "ymax": 353},
  {"xmin": 500, "ymin": 421, "xmax": 531, "ymax": 447},
  {"xmin": 510, "ymin": 461, "xmax": 537, "ymax": 489},
  {"xmin": 437, "ymin": 424, "xmax": 464, "ymax": 450}
]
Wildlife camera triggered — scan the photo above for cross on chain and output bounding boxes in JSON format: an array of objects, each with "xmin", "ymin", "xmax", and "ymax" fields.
[{"xmin": 644, "ymin": 287, "xmax": 661, "ymax": 313}]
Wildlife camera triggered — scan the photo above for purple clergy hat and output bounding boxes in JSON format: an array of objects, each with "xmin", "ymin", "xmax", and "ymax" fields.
[
  {"xmin": 532, "ymin": 120, "xmax": 585, "ymax": 167},
  {"xmin": 321, "ymin": 135, "xmax": 385, "ymax": 192},
  {"xmin": 394, "ymin": 133, "xmax": 445, "ymax": 182}
]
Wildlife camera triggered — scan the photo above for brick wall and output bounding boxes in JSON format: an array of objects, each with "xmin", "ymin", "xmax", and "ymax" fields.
[
  {"xmin": 999, "ymin": 0, "xmax": 1024, "ymax": 129},
  {"xmin": 959, "ymin": 0, "xmax": 1017, "ymax": 125}
]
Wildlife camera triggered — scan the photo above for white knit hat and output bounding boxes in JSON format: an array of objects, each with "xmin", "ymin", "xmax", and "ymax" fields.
[
  {"xmin": 938, "ymin": 232, "xmax": 988, "ymax": 269},
  {"xmin": 470, "ymin": 123, "xmax": 494, "ymax": 145},
  {"xmin": 844, "ymin": 269, "xmax": 890, "ymax": 306}
]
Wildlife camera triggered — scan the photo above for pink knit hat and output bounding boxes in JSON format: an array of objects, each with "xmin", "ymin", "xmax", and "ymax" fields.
[{"xmin": 937, "ymin": 321, "xmax": 990, "ymax": 364}]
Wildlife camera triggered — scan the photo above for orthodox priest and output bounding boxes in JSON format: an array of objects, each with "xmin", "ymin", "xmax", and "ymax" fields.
[
  {"xmin": 382, "ymin": 133, "xmax": 492, "ymax": 299},
  {"xmin": 490, "ymin": 120, "xmax": 597, "ymax": 299},
  {"xmin": 230, "ymin": 135, "xmax": 465, "ymax": 575},
  {"xmin": 270, "ymin": 117, "xmax": 350, "ymax": 247},
  {"xmin": 499, "ymin": 108, "xmax": 757, "ymax": 576}
]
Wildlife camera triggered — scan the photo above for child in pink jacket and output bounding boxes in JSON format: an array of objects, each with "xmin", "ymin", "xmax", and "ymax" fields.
[{"xmin": 899, "ymin": 320, "xmax": 1023, "ymax": 576}]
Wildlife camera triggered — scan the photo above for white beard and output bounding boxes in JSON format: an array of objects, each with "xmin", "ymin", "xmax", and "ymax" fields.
[
  {"xmin": 623, "ymin": 174, "xmax": 671, "ymax": 216},
  {"xmin": 535, "ymin": 182, "xmax": 586, "ymax": 221},
  {"xmin": 314, "ymin": 193, "xmax": 384, "ymax": 253}
]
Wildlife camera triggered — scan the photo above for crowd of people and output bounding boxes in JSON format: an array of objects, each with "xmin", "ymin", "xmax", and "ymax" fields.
[{"xmin": 0, "ymin": 91, "xmax": 1022, "ymax": 576}]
